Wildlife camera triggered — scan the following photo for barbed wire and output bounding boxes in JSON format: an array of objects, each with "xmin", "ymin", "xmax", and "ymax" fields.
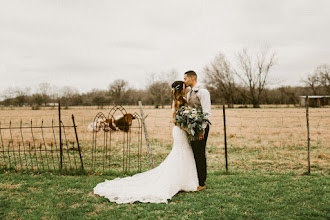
[{"xmin": 0, "ymin": 108, "xmax": 329, "ymax": 134}]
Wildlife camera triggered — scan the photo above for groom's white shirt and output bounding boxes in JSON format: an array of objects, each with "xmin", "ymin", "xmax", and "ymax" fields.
[{"xmin": 187, "ymin": 83, "xmax": 211, "ymax": 129}]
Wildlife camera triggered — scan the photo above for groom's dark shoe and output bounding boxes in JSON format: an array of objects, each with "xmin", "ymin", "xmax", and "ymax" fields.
[{"xmin": 197, "ymin": 185, "xmax": 206, "ymax": 191}]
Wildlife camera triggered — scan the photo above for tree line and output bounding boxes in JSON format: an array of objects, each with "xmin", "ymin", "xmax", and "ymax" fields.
[
  {"xmin": 1, "ymin": 48, "xmax": 329, "ymax": 108},
  {"xmin": 204, "ymin": 48, "xmax": 329, "ymax": 107}
]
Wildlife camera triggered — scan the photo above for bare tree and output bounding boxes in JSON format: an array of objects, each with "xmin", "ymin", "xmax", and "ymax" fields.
[
  {"xmin": 302, "ymin": 64, "xmax": 330, "ymax": 95},
  {"xmin": 60, "ymin": 86, "xmax": 79, "ymax": 98},
  {"xmin": 1, "ymin": 87, "xmax": 31, "ymax": 106},
  {"xmin": 148, "ymin": 81, "xmax": 171, "ymax": 108},
  {"xmin": 32, "ymin": 94, "xmax": 44, "ymax": 106},
  {"xmin": 317, "ymin": 64, "xmax": 330, "ymax": 93},
  {"xmin": 37, "ymin": 83, "xmax": 51, "ymax": 96},
  {"xmin": 14, "ymin": 87, "xmax": 31, "ymax": 107},
  {"xmin": 303, "ymin": 73, "xmax": 321, "ymax": 95},
  {"xmin": 1, "ymin": 87, "xmax": 16, "ymax": 100},
  {"xmin": 203, "ymin": 53, "xmax": 236, "ymax": 107},
  {"xmin": 59, "ymin": 86, "xmax": 80, "ymax": 107},
  {"xmin": 235, "ymin": 47, "xmax": 276, "ymax": 108},
  {"xmin": 92, "ymin": 95, "xmax": 107, "ymax": 109},
  {"xmin": 145, "ymin": 70, "xmax": 177, "ymax": 107},
  {"xmin": 108, "ymin": 79, "xmax": 129, "ymax": 103},
  {"xmin": 49, "ymin": 85, "xmax": 60, "ymax": 101},
  {"xmin": 37, "ymin": 82, "xmax": 52, "ymax": 105},
  {"xmin": 278, "ymin": 86, "xmax": 299, "ymax": 105}
]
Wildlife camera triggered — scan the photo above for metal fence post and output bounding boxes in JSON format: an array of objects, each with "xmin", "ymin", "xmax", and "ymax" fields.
[
  {"xmin": 306, "ymin": 96, "xmax": 311, "ymax": 174},
  {"xmin": 72, "ymin": 114, "xmax": 84, "ymax": 171},
  {"xmin": 223, "ymin": 105, "xmax": 228, "ymax": 172},
  {"xmin": 59, "ymin": 102, "xmax": 63, "ymax": 170}
]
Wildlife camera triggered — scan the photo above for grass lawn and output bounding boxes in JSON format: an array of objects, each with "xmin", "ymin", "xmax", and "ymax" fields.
[
  {"xmin": 1, "ymin": 170, "xmax": 329, "ymax": 219},
  {"xmin": 0, "ymin": 107, "xmax": 329, "ymax": 219}
]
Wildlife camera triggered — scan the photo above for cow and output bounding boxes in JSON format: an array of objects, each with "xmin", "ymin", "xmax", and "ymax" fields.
[{"xmin": 88, "ymin": 113, "xmax": 137, "ymax": 133}]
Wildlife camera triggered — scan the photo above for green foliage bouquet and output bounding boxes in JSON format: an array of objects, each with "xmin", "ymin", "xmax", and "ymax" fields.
[{"xmin": 174, "ymin": 106, "xmax": 211, "ymax": 141}]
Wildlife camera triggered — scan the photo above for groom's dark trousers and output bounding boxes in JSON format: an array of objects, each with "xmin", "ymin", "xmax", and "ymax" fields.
[{"xmin": 190, "ymin": 124, "xmax": 210, "ymax": 186}]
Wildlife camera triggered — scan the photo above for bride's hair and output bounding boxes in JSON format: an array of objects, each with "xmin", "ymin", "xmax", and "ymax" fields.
[{"xmin": 171, "ymin": 81, "xmax": 186, "ymax": 110}]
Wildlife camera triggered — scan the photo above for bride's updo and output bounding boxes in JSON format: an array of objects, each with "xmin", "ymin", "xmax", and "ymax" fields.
[{"xmin": 171, "ymin": 81, "xmax": 187, "ymax": 110}]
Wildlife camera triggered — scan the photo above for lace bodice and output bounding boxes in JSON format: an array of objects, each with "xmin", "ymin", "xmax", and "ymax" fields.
[{"xmin": 172, "ymin": 126, "xmax": 190, "ymax": 150}]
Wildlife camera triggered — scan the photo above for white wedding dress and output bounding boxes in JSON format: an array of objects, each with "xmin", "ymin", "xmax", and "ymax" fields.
[{"xmin": 93, "ymin": 126, "xmax": 198, "ymax": 204}]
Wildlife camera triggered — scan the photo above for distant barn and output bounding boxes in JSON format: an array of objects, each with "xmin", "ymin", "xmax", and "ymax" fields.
[{"xmin": 300, "ymin": 96, "xmax": 330, "ymax": 107}]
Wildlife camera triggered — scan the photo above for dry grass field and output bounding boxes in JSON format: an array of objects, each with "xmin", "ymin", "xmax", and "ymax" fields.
[{"xmin": 0, "ymin": 105, "xmax": 329, "ymax": 174}]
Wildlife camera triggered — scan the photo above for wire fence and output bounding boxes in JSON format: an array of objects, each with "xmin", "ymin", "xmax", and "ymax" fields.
[
  {"xmin": 137, "ymin": 106, "xmax": 330, "ymax": 174},
  {"xmin": 0, "ymin": 114, "xmax": 84, "ymax": 172},
  {"xmin": 0, "ymin": 103, "xmax": 329, "ymax": 174}
]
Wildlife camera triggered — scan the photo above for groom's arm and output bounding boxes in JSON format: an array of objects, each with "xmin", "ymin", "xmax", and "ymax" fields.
[{"xmin": 199, "ymin": 89, "xmax": 211, "ymax": 129}]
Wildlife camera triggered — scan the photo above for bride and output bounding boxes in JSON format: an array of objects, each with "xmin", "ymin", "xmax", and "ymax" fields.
[{"xmin": 93, "ymin": 81, "xmax": 198, "ymax": 204}]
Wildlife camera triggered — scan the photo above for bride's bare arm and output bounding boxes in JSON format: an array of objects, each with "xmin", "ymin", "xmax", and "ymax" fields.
[{"xmin": 171, "ymin": 100, "xmax": 176, "ymax": 123}]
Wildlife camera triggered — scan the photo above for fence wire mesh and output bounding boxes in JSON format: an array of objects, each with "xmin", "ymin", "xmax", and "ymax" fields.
[{"xmin": 0, "ymin": 105, "xmax": 329, "ymax": 174}]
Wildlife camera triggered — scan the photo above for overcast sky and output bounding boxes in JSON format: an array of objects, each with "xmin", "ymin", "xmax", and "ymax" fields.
[{"xmin": 0, "ymin": 0, "xmax": 329, "ymax": 97}]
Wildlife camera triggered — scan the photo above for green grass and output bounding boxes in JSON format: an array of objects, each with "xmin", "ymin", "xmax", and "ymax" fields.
[{"xmin": 1, "ymin": 170, "xmax": 329, "ymax": 219}]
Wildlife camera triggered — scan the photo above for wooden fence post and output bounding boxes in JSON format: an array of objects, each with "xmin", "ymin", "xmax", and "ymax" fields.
[
  {"xmin": 306, "ymin": 96, "xmax": 311, "ymax": 174},
  {"xmin": 223, "ymin": 105, "xmax": 228, "ymax": 172},
  {"xmin": 138, "ymin": 101, "xmax": 154, "ymax": 168}
]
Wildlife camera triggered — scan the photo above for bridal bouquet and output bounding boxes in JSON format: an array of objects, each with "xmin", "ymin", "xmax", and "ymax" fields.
[{"xmin": 174, "ymin": 106, "xmax": 211, "ymax": 141}]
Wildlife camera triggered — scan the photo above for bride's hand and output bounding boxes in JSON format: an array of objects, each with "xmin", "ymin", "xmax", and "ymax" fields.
[{"xmin": 197, "ymin": 130, "xmax": 205, "ymax": 140}]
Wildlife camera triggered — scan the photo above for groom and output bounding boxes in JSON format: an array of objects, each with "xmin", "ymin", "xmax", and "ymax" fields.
[{"xmin": 184, "ymin": 70, "xmax": 211, "ymax": 191}]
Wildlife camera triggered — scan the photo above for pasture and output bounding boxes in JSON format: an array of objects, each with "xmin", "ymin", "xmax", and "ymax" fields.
[
  {"xmin": 0, "ymin": 105, "xmax": 329, "ymax": 219},
  {"xmin": 0, "ymin": 105, "xmax": 329, "ymax": 174}
]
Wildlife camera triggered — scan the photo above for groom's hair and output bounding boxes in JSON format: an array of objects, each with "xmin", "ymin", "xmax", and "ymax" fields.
[{"xmin": 184, "ymin": 70, "xmax": 197, "ymax": 80}]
